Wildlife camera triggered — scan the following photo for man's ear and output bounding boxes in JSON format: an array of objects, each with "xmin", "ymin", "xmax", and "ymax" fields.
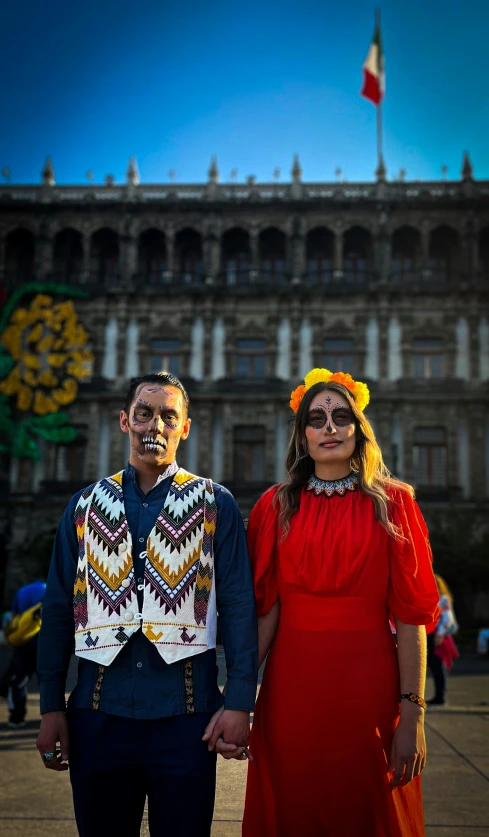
[
  {"xmin": 120, "ymin": 410, "xmax": 130, "ymax": 434},
  {"xmin": 180, "ymin": 417, "xmax": 192, "ymax": 441}
]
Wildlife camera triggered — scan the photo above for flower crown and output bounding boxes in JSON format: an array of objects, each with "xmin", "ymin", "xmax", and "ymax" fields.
[{"xmin": 290, "ymin": 368, "xmax": 370, "ymax": 414}]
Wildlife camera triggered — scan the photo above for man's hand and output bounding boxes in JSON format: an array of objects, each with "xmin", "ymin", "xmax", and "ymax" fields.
[
  {"xmin": 36, "ymin": 711, "xmax": 69, "ymax": 771},
  {"xmin": 203, "ymin": 709, "xmax": 251, "ymax": 759},
  {"xmin": 389, "ymin": 706, "xmax": 426, "ymax": 788}
]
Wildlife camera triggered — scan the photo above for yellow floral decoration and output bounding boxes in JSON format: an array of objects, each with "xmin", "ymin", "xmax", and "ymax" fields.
[
  {"xmin": 290, "ymin": 367, "xmax": 370, "ymax": 414},
  {"xmin": 0, "ymin": 294, "xmax": 93, "ymax": 415}
]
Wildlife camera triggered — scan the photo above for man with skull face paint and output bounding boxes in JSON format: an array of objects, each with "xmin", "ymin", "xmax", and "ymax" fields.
[{"xmin": 37, "ymin": 372, "xmax": 258, "ymax": 837}]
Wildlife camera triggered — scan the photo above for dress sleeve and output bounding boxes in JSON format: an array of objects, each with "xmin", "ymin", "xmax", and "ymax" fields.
[
  {"xmin": 387, "ymin": 488, "xmax": 440, "ymax": 632},
  {"xmin": 246, "ymin": 487, "xmax": 280, "ymax": 617}
]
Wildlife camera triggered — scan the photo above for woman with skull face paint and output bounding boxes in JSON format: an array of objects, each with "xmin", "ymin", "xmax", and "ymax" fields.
[{"xmin": 240, "ymin": 369, "xmax": 440, "ymax": 836}]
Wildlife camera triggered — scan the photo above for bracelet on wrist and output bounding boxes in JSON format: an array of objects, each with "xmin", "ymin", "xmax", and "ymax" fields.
[{"xmin": 400, "ymin": 693, "xmax": 426, "ymax": 710}]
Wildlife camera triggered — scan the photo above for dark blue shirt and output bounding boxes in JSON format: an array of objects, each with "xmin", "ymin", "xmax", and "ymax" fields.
[{"xmin": 38, "ymin": 464, "xmax": 258, "ymax": 719}]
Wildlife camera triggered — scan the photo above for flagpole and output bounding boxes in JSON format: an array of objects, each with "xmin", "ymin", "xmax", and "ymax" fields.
[{"xmin": 375, "ymin": 8, "xmax": 386, "ymax": 180}]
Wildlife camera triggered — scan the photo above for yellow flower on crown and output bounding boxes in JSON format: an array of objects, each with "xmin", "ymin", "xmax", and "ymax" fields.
[{"xmin": 290, "ymin": 368, "xmax": 370, "ymax": 414}]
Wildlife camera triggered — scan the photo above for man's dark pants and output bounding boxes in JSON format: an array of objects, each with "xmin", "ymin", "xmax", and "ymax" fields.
[{"xmin": 68, "ymin": 708, "xmax": 217, "ymax": 837}]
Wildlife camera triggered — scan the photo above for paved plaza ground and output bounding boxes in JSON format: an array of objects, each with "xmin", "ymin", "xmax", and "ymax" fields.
[{"xmin": 0, "ymin": 650, "xmax": 488, "ymax": 836}]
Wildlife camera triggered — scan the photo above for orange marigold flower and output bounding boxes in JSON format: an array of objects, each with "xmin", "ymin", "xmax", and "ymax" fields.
[
  {"xmin": 329, "ymin": 372, "xmax": 355, "ymax": 391},
  {"xmin": 290, "ymin": 384, "xmax": 306, "ymax": 413}
]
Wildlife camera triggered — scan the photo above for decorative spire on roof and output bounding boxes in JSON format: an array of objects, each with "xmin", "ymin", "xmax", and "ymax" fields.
[
  {"xmin": 291, "ymin": 154, "xmax": 302, "ymax": 182},
  {"xmin": 461, "ymin": 151, "xmax": 473, "ymax": 181},
  {"xmin": 126, "ymin": 156, "xmax": 140, "ymax": 186},
  {"xmin": 41, "ymin": 157, "xmax": 55, "ymax": 186},
  {"xmin": 208, "ymin": 155, "xmax": 219, "ymax": 184}
]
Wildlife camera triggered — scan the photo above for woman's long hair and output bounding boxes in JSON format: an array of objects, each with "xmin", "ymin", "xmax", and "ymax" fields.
[{"xmin": 275, "ymin": 381, "xmax": 413, "ymax": 538}]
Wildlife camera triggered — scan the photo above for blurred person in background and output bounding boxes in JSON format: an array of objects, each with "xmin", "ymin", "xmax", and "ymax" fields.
[
  {"xmin": 4, "ymin": 579, "xmax": 46, "ymax": 728},
  {"xmin": 427, "ymin": 574, "xmax": 459, "ymax": 707}
]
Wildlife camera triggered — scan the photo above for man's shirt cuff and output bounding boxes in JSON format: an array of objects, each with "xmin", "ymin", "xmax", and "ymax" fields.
[
  {"xmin": 40, "ymin": 680, "xmax": 67, "ymax": 714},
  {"xmin": 223, "ymin": 678, "xmax": 257, "ymax": 712}
]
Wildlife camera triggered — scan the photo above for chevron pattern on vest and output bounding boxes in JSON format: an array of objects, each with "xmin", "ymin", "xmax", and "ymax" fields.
[
  {"xmin": 73, "ymin": 482, "xmax": 96, "ymax": 629},
  {"xmin": 145, "ymin": 472, "xmax": 206, "ymax": 614},
  {"xmin": 195, "ymin": 481, "xmax": 216, "ymax": 625},
  {"xmin": 84, "ymin": 474, "xmax": 135, "ymax": 616}
]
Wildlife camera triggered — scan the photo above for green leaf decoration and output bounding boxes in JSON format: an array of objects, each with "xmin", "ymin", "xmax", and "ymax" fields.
[
  {"xmin": 29, "ymin": 412, "xmax": 72, "ymax": 429},
  {"xmin": 30, "ymin": 425, "xmax": 78, "ymax": 443},
  {"xmin": 12, "ymin": 420, "xmax": 41, "ymax": 461},
  {"xmin": 0, "ymin": 405, "xmax": 15, "ymax": 439},
  {"xmin": 0, "ymin": 349, "xmax": 14, "ymax": 378}
]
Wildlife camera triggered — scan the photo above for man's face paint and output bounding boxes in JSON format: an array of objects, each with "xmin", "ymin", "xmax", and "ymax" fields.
[{"xmin": 120, "ymin": 384, "xmax": 190, "ymax": 465}]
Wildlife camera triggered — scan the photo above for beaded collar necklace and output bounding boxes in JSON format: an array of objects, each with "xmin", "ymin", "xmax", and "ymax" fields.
[{"xmin": 306, "ymin": 472, "xmax": 359, "ymax": 498}]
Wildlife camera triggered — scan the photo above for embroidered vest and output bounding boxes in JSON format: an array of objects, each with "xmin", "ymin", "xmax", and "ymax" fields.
[{"xmin": 73, "ymin": 469, "xmax": 217, "ymax": 665}]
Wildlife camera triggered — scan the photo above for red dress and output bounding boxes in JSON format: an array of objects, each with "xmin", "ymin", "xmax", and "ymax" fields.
[{"xmin": 242, "ymin": 479, "xmax": 440, "ymax": 837}]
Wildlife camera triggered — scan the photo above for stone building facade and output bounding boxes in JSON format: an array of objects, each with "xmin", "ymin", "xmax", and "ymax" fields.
[{"xmin": 1, "ymin": 154, "xmax": 489, "ymax": 606}]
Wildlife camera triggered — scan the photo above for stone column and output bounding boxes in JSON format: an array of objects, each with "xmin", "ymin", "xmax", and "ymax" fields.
[
  {"xmin": 479, "ymin": 318, "xmax": 489, "ymax": 380},
  {"xmin": 365, "ymin": 316, "xmax": 379, "ymax": 380},
  {"xmin": 165, "ymin": 229, "xmax": 175, "ymax": 280},
  {"xmin": 211, "ymin": 317, "xmax": 226, "ymax": 380},
  {"xmin": 387, "ymin": 316, "xmax": 402, "ymax": 380},
  {"xmin": 276, "ymin": 316, "xmax": 291, "ymax": 379},
  {"xmin": 250, "ymin": 230, "xmax": 259, "ymax": 281},
  {"xmin": 333, "ymin": 230, "xmax": 343, "ymax": 278},
  {"xmin": 120, "ymin": 232, "xmax": 137, "ymax": 286},
  {"xmin": 102, "ymin": 316, "xmax": 119, "ymax": 380},
  {"xmin": 455, "ymin": 317, "xmax": 470, "ymax": 379},
  {"xmin": 421, "ymin": 225, "xmax": 431, "ymax": 278},
  {"xmin": 457, "ymin": 419, "xmax": 471, "ymax": 499},
  {"xmin": 125, "ymin": 317, "xmax": 140, "ymax": 379},
  {"xmin": 36, "ymin": 224, "xmax": 53, "ymax": 279},
  {"xmin": 298, "ymin": 318, "xmax": 313, "ymax": 377},
  {"xmin": 189, "ymin": 317, "xmax": 205, "ymax": 379}
]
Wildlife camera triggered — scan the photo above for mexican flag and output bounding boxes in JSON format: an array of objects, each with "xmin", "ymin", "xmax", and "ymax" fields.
[{"xmin": 361, "ymin": 21, "xmax": 385, "ymax": 105}]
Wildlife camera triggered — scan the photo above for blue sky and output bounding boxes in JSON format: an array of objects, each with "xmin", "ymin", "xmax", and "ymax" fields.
[{"xmin": 1, "ymin": 0, "xmax": 487, "ymax": 185}]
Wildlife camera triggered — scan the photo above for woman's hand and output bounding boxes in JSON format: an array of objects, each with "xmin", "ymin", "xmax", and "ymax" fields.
[
  {"xmin": 202, "ymin": 706, "xmax": 253, "ymax": 760},
  {"xmin": 389, "ymin": 705, "xmax": 426, "ymax": 788}
]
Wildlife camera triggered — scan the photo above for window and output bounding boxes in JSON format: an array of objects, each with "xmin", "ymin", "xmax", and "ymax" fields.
[
  {"xmin": 234, "ymin": 426, "xmax": 266, "ymax": 483},
  {"xmin": 51, "ymin": 439, "xmax": 86, "ymax": 483},
  {"xmin": 323, "ymin": 339, "xmax": 355, "ymax": 374},
  {"xmin": 226, "ymin": 254, "xmax": 250, "ymax": 285},
  {"xmin": 181, "ymin": 254, "xmax": 203, "ymax": 284},
  {"xmin": 150, "ymin": 339, "xmax": 181, "ymax": 375},
  {"xmin": 413, "ymin": 427, "xmax": 447, "ymax": 487},
  {"xmin": 411, "ymin": 339, "xmax": 443, "ymax": 379},
  {"xmin": 307, "ymin": 256, "xmax": 332, "ymax": 283},
  {"xmin": 235, "ymin": 340, "xmax": 266, "ymax": 379}
]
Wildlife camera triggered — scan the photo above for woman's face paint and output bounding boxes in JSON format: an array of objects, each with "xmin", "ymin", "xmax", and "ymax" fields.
[
  {"xmin": 120, "ymin": 384, "xmax": 191, "ymax": 466},
  {"xmin": 304, "ymin": 391, "xmax": 356, "ymax": 466}
]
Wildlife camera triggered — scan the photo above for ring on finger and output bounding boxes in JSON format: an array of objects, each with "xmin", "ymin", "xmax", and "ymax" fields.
[{"xmin": 43, "ymin": 752, "xmax": 55, "ymax": 761}]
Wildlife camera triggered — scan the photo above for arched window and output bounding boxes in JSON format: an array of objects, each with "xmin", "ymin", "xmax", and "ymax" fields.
[
  {"xmin": 138, "ymin": 229, "xmax": 167, "ymax": 285},
  {"xmin": 90, "ymin": 228, "xmax": 120, "ymax": 287},
  {"xmin": 428, "ymin": 226, "xmax": 459, "ymax": 282},
  {"xmin": 222, "ymin": 228, "xmax": 250, "ymax": 285},
  {"xmin": 343, "ymin": 227, "xmax": 371, "ymax": 283},
  {"xmin": 391, "ymin": 227, "xmax": 420, "ymax": 283},
  {"xmin": 53, "ymin": 229, "xmax": 83, "ymax": 284},
  {"xmin": 259, "ymin": 228, "xmax": 286, "ymax": 284},
  {"xmin": 306, "ymin": 228, "xmax": 333, "ymax": 283},
  {"xmin": 175, "ymin": 229, "xmax": 203, "ymax": 284},
  {"xmin": 478, "ymin": 226, "xmax": 489, "ymax": 278},
  {"xmin": 5, "ymin": 228, "xmax": 35, "ymax": 283}
]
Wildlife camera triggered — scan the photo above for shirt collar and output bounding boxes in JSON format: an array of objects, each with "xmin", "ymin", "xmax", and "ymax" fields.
[{"xmin": 125, "ymin": 460, "xmax": 179, "ymax": 489}]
